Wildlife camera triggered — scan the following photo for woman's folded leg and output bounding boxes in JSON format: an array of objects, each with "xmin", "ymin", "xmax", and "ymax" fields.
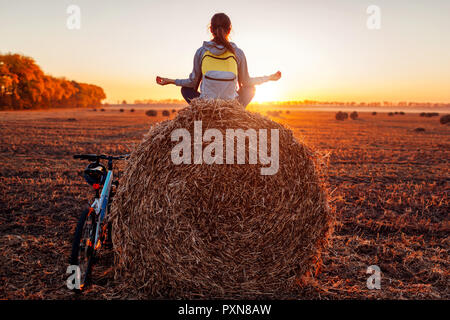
[
  {"xmin": 182, "ymin": 85, "xmax": 255, "ymax": 107},
  {"xmin": 237, "ymin": 86, "xmax": 256, "ymax": 107},
  {"xmin": 181, "ymin": 87, "xmax": 200, "ymax": 104}
]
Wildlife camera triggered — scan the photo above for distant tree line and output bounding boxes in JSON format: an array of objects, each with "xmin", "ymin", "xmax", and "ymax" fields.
[{"xmin": 0, "ymin": 53, "xmax": 106, "ymax": 110}]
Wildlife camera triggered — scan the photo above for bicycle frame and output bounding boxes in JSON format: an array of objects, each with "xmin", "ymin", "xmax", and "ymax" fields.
[
  {"xmin": 69, "ymin": 153, "xmax": 128, "ymax": 291},
  {"xmin": 90, "ymin": 169, "xmax": 113, "ymax": 249}
]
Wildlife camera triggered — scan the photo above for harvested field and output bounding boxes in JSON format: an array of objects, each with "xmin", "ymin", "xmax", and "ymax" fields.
[{"xmin": 0, "ymin": 106, "xmax": 448, "ymax": 299}]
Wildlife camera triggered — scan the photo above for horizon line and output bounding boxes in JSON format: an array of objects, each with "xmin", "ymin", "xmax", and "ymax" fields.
[{"xmin": 112, "ymin": 99, "xmax": 450, "ymax": 107}]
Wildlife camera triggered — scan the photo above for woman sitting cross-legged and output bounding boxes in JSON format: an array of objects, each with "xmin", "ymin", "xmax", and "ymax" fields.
[{"xmin": 156, "ymin": 12, "xmax": 281, "ymax": 107}]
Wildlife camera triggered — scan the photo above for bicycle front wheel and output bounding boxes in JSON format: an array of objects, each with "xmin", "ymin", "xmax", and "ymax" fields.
[{"xmin": 70, "ymin": 208, "xmax": 97, "ymax": 291}]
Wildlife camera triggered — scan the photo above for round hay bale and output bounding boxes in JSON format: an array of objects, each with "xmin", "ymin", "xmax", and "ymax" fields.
[
  {"xmin": 335, "ymin": 111, "xmax": 348, "ymax": 120},
  {"xmin": 145, "ymin": 109, "xmax": 157, "ymax": 117},
  {"xmin": 162, "ymin": 110, "xmax": 170, "ymax": 116},
  {"xmin": 350, "ymin": 111, "xmax": 358, "ymax": 120},
  {"xmin": 440, "ymin": 114, "xmax": 450, "ymax": 125},
  {"xmin": 422, "ymin": 112, "xmax": 439, "ymax": 118},
  {"xmin": 111, "ymin": 98, "xmax": 333, "ymax": 299},
  {"xmin": 266, "ymin": 110, "xmax": 281, "ymax": 117}
]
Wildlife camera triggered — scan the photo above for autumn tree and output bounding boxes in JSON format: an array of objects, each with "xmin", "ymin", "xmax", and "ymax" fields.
[{"xmin": 0, "ymin": 53, "xmax": 106, "ymax": 110}]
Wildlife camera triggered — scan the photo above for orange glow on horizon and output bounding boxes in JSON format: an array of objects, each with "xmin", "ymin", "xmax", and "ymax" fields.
[
  {"xmin": 7, "ymin": 2, "xmax": 445, "ymax": 105},
  {"xmin": 253, "ymin": 82, "xmax": 281, "ymax": 103}
]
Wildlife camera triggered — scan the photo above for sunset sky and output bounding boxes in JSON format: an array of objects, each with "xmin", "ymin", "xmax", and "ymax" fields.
[{"xmin": 1, "ymin": 0, "xmax": 449, "ymax": 103}]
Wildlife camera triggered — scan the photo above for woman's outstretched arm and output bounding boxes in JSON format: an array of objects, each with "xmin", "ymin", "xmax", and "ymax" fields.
[{"xmin": 156, "ymin": 77, "xmax": 175, "ymax": 85}]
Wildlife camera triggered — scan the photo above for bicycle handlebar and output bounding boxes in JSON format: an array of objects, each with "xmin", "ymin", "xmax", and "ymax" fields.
[{"xmin": 73, "ymin": 154, "xmax": 130, "ymax": 161}]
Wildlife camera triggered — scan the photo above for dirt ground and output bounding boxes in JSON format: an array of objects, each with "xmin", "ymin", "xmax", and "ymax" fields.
[{"xmin": 0, "ymin": 106, "xmax": 448, "ymax": 299}]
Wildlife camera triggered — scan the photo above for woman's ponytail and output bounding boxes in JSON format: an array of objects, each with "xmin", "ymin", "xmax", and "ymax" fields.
[{"xmin": 210, "ymin": 13, "xmax": 235, "ymax": 55}]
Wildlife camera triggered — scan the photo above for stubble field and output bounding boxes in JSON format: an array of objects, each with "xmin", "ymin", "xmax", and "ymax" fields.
[{"xmin": 0, "ymin": 106, "xmax": 448, "ymax": 299}]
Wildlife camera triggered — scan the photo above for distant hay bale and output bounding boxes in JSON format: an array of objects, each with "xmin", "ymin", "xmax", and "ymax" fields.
[
  {"xmin": 421, "ymin": 112, "xmax": 439, "ymax": 118},
  {"xmin": 372, "ymin": 112, "xmax": 377, "ymax": 115},
  {"xmin": 440, "ymin": 114, "xmax": 450, "ymax": 125},
  {"xmin": 267, "ymin": 110, "xmax": 281, "ymax": 117},
  {"xmin": 111, "ymin": 98, "xmax": 333, "ymax": 299},
  {"xmin": 388, "ymin": 112, "xmax": 394, "ymax": 116},
  {"xmin": 66, "ymin": 118, "xmax": 77, "ymax": 122},
  {"xmin": 414, "ymin": 127, "xmax": 426, "ymax": 132},
  {"xmin": 145, "ymin": 109, "xmax": 157, "ymax": 117},
  {"xmin": 350, "ymin": 111, "xmax": 358, "ymax": 120},
  {"xmin": 394, "ymin": 111, "xmax": 399, "ymax": 115},
  {"xmin": 130, "ymin": 108, "xmax": 135, "ymax": 112},
  {"xmin": 335, "ymin": 111, "xmax": 348, "ymax": 121},
  {"xmin": 399, "ymin": 111, "xmax": 405, "ymax": 115},
  {"xmin": 119, "ymin": 108, "xmax": 124, "ymax": 112},
  {"xmin": 172, "ymin": 109, "xmax": 177, "ymax": 113},
  {"xmin": 162, "ymin": 110, "xmax": 170, "ymax": 116}
]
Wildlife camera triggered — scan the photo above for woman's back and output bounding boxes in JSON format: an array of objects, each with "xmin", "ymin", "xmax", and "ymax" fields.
[{"xmin": 156, "ymin": 13, "xmax": 281, "ymax": 107}]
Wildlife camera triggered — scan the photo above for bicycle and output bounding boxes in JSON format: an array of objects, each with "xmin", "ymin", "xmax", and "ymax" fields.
[{"xmin": 69, "ymin": 153, "xmax": 129, "ymax": 291}]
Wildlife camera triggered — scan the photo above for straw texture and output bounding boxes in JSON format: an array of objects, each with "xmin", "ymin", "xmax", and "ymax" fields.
[{"xmin": 110, "ymin": 98, "xmax": 332, "ymax": 299}]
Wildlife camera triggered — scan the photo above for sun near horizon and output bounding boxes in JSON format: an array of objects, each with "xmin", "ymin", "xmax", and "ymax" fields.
[{"xmin": 1, "ymin": 0, "xmax": 450, "ymax": 105}]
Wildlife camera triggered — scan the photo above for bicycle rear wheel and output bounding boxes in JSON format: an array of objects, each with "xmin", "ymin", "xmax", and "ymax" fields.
[{"xmin": 70, "ymin": 208, "xmax": 97, "ymax": 291}]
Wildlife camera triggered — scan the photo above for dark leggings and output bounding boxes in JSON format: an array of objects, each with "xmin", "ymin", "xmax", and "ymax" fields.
[{"xmin": 181, "ymin": 86, "xmax": 256, "ymax": 107}]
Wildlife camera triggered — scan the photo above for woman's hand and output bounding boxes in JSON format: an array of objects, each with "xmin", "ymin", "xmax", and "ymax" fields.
[
  {"xmin": 156, "ymin": 76, "xmax": 175, "ymax": 86},
  {"xmin": 269, "ymin": 71, "xmax": 282, "ymax": 81}
]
